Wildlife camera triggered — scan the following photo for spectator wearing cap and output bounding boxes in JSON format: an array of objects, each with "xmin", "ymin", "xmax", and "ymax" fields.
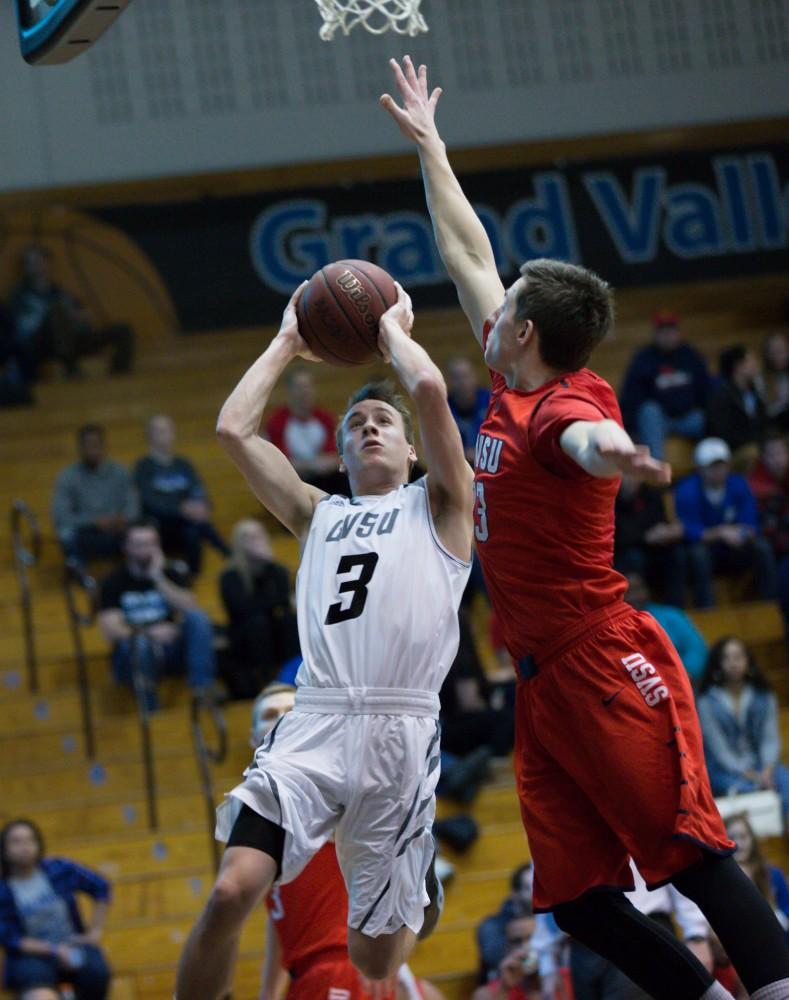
[
  {"xmin": 706, "ymin": 345, "xmax": 767, "ymax": 473},
  {"xmin": 619, "ymin": 312, "xmax": 709, "ymax": 461},
  {"xmin": 675, "ymin": 437, "xmax": 777, "ymax": 608}
]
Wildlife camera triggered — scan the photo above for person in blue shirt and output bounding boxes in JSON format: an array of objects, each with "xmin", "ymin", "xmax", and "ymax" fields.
[
  {"xmin": 0, "ymin": 819, "xmax": 111, "ymax": 1000},
  {"xmin": 625, "ymin": 571, "xmax": 707, "ymax": 685},
  {"xmin": 445, "ymin": 355, "xmax": 490, "ymax": 465},
  {"xmin": 725, "ymin": 814, "xmax": 789, "ymax": 944},
  {"xmin": 619, "ymin": 312, "xmax": 709, "ymax": 461},
  {"xmin": 697, "ymin": 637, "xmax": 789, "ymax": 824},
  {"xmin": 675, "ymin": 437, "xmax": 778, "ymax": 607}
]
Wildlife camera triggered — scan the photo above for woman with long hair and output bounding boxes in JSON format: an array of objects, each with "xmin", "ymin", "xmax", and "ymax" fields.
[
  {"xmin": 0, "ymin": 819, "xmax": 112, "ymax": 1000},
  {"xmin": 697, "ymin": 636, "xmax": 789, "ymax": 822}
]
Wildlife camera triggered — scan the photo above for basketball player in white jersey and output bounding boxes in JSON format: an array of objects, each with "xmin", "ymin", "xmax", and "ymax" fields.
[{"xmin": 175, "ymin": 281, "xmax": 473, "ymax": 999}]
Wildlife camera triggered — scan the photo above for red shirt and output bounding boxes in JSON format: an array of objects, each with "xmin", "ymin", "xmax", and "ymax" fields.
[
  {"xmin": 474, "ymin": 325, "xmax": 626, "ymax": 662},
  {"xmin": 266, "ymin": 406, "xmax": 337, "ymax": 460},
  {"xmin": 266, "ymin": 842, "xmax": 347, "ymax": 976}
]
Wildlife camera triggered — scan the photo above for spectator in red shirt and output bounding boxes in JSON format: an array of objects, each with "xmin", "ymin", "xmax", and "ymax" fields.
[{"xmin": 265, "ymin": 368, "xmax": 348, "ymax": 496}]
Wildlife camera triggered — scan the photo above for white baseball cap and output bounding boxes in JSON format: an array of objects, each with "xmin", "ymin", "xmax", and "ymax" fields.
[{"xmin": 694, "ymin": 437, "xmax": 731, "ymax": 467}]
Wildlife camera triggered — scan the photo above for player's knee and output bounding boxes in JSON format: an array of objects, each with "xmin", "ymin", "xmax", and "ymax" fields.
[
  {"xmin": 552, "ymin": 893, "xmax": 603, "ymax": 936},
  {"xmin": 348, "ymin": 940, "xmax": 399, "ymax": 981},
  {"xmin": 206, "ymin": 872, "xmax": 260, "ymax": 922}
]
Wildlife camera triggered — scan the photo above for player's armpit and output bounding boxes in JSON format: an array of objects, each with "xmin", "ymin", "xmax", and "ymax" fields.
[{"xmin": 217, "ymin": 432, "xmax": 325, "ymax": 537}]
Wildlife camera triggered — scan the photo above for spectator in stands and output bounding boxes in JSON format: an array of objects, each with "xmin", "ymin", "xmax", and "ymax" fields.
[
  {"xmin": 759, "ymin": 331, "xmax": 789, "ymax": 433},
  {"xmin": 52, "ymin": 424, "xmax": 139, "ymax": 566},
  {"xmin": 97, "ymin": 520, "xmax": 217, "ymax": 711},
  {"xmin": 0, "ymin": 302, "xmax": 34, "ymax": 408},
  {"xmin": 472, "ymin": 938, "xmax": 542, "ymax": 1000},
  {"xmin": 749, "ymin": 433, "xmax": 789, "ymax": 636},
  {"xmin": 725, "ymin": 813, "xmax": 789, "ymax": 941},
  {"xmin": 219, "ymin": 519, "xmax": 299, "ymax": 699},
  {"xmin": 697, "ymin": 637, "xmax": 789, "ymax": 825},
  {"xmin": 706, "ymin": 345, "xmax": 767, "ymax": 471},
  {"xmin": 0, "ymin": 819, "xmax": 111, "ymax": 1000},
  {"xmin": 8, "ymin": 245, "xmax": 133, "ymax": 380},
  {"xmin": 265, "ymin": 367, "xmax": 347, "ymax": 495},
  {"xmin": 445, "ymin": 355, "xmax": 490, "ymax": 464},
  {"xmin": 675, "ymin": 437, "xmax": 777, "ymax": 607},
  {"xmin": 614, "ymin": 473, "xmax": 686, "ymax": 607},
  {"xmin": 476, "ymin": 864, "xmax": 534, "ymax": 983},
  {"xmin": 133, "ymin": 414, "xmax": 229, "ymax": 575},
  {"xmin": 619, "ymin": 311, "xmax": 708, "ymax": 461},
  {"xmin": 749, "ymin": 433, "xmax": 789, "ymax": 560},
  {"xmin": 625, "ymin": 571, "xmax": 707, "ymax": 685},
  {"xmin": 439, "ymin": 610, "xmax": 514, "ymax": 760}
]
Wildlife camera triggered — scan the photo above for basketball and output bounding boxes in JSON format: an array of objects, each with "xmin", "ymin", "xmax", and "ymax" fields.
[{"xmin": 296, "ymin": 259, "xmax": 397, "ymax": 367}]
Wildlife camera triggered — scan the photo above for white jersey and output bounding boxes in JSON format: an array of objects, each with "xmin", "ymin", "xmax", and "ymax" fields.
[{"xmin": 295, "ymin": 477, "xmax": 471, "ymax": 692}]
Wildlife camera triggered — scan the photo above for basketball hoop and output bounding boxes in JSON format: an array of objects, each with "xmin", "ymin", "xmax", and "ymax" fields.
[{"xmin": 314, "ymin": 0, "xmax": 428, "ymax": 40}]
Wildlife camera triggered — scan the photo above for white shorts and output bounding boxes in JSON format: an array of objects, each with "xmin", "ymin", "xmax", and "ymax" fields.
[{"xmin": 215, "ymin": 686, "xmax": 441, "ymax": 938}]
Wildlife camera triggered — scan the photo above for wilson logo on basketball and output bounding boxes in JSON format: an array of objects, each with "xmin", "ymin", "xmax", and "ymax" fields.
[
  {"xmin": 336, "ymin": 270, "xmax": 376, "ymax": 329},
  {"xmin": 621, "ymin": 652, "xmax": 669, "ymax": 707}
]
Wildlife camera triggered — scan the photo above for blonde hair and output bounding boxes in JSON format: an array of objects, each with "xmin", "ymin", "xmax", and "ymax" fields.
[{"xmin": 228, "ymin": 518, "xmax": 270, "ymax": 595}]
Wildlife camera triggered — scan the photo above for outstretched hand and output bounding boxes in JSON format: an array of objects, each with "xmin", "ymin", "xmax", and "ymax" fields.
[
  {"xmin": 380, "ymin": 55, "xmax": 442, "ymax": 144},
  {"xmin": 275, "ymin": 280, "xmax": 322, "ymax": 363},
  {"xmin": 377, "ymin": 281, "xmax": 414, "ymax": 362},
  {"xmin": 595, "ymin": 423, "xmax": 672, "ymax": 485}
]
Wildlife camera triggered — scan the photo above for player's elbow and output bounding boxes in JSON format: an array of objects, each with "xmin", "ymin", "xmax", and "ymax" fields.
[
  {"xmin": 216, "ymin": 414, "xmax": 244, "ymax": 451},
  {"xmin": 412, "ymin": 370, "xmax": 447, "ymax": 406}
]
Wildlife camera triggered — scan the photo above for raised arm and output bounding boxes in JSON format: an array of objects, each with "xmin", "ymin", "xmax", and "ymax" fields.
[
  {"xmin": 378, "ymin": 285, "xmax": 473, "ymax": 563},
  {"xmin": 559, "ymin": 419, "xmax": 671, "ymax": 484},
  {"xmin": 216, "ymin": 284, "xmax": 326, "ymax": 538},
  {"xmin": 381, "ymin": 57, "xmax": 504, "ymax": 344}
]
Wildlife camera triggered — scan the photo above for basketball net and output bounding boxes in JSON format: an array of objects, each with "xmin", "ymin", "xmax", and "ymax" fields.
[{"xmin": 314, "ymin": 0, "xmax": 428, "ymax": 39}]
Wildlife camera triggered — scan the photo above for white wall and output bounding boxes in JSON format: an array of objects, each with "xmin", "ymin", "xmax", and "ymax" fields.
[{"xmin": 0, "ymin": 0, "xmax": 786, "ymax": 191}]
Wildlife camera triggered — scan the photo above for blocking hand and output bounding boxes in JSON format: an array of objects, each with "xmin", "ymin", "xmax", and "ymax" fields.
[{"xmin": 380, "ymin": 55, "xmax": 442, "ymax": 144}]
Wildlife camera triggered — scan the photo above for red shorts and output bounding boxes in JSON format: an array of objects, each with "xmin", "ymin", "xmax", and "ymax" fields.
[
  {"xmin": 287, "ymin": 958, "xmax": 368, "ymax": 1000},
  {"xmin": 514, "ymin": 606, "xmax": 734, "ymax": 911}
]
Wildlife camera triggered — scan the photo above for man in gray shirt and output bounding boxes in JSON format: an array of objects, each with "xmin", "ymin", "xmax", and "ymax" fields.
[{"xmin": 51, "ymin": 423, "xmax": 139, "ymax": 566}]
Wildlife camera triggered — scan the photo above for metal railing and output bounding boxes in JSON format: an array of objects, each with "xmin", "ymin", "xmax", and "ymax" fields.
[
  {"xmin": 10, "ymin": 500, "xmax": 41, "ymax": 693},
  {"xmin": 190, "ymin": 694, "xmax": 228, "ymax": 873},
  {"xmin": 128, "ymin": 626, "xmax": 160, "ymax": 832},
  {"xmin": 63, "ymin": 563, "xmax": 97, "ymax": 759}
]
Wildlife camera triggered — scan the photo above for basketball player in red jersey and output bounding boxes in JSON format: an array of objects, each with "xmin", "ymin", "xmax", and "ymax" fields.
[
  {"xmin": 381, "ymin": 56, "xmax": 789, "ymax": 1000},
  {"xmin": 251, "ymin": 684, "xmax": 444, "ymax": 1000}
]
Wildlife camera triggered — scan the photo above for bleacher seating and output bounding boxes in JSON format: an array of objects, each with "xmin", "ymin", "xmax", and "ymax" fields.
[{"xmin": 0, "ymin": 270, "xmax": 787, "ymax": 998}]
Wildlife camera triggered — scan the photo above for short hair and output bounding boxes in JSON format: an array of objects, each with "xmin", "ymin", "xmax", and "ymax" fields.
[
  {"xmin": 286, "ymin": 366, "xmax": 312, "ymax": 388},
  {"xmin": 77, "ymin": 423, "xmax": 104, "ymax": 445},
  {"xmin": 515, "ymin": 259, "xmax": 613, "ymax": 373},
  {"xmin": 719, "ymin": 345, "xmax": 747, "ymax": 381},
  {"xmin": 335, "ymin": 380, "xmax": 415, "ymax": 454},
  {"xmin": 510, "ymin": 862, "xmax": 533, "ymax": 892},
  {"xmin": 0, "ymin": 819, "xmax": 45, "ymax": 878},
  {"xmin": 252, "ymin": 682, "xmax": 296, "ymax": 719},
  {"xmin": 698, "ymin": 636, "xmax": 770, "ymax": 693},
  {"xmin": 146, "ymin": 413, "xmax": 173, "ymax": 437},
  {"xmin": 124, "ymin": 518, "xmax": 160, "ymax": 540}
]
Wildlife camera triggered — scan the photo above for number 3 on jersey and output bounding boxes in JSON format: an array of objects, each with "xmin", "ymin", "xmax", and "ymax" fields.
[
  {"xmin": 325, "ymin": 553, "xmax": 379, "ymax": 624},
  {"xmin": 474, "ymin": 482, "xmax": 489, "ymax": 542}
]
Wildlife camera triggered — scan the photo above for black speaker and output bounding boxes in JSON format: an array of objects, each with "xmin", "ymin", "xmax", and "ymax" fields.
[{"xmin": 16, "ymin": 0, "xmax": 133, "ymax": 65}]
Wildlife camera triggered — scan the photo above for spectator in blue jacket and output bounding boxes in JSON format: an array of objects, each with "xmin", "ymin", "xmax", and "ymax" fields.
[
  {"xmin": 697, "ymin": 637, "xmax": 789, "ymax": 824},
  {"xmin": 619, "ymin": 312, "xmax": 708, "ymax": 460},
  {"xmin": 476, "ymin": 863, "xmax": 533, "ymax": 983},
  {"xmin": 445, "ymin": 355, "xmax": 490, "ymax": 465},
  {"xmin": 725, "ymin": 813, "xmax": 789, "ymax": 942},
  {"xmin": 0, "ymin": 819, "xmax": 111, "ymax": 1000},
  {"xmin": 675, "ymin": 437, "xmax": 778, "ymax": 607},
  {"xmin": 625, "ymin": 571, "xmax": 707, "ymax": 685}
]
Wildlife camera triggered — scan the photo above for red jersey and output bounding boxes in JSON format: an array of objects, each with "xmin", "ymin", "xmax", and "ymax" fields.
[
  {"xmin": 474, "ymin": 327, "xmax": 626, "ymax": 661},
  {"xmin": 266, "ymin": 842, "xmax": 348, "ymax": 977}
]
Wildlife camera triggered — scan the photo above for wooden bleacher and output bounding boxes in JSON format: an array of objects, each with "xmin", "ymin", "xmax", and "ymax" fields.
[{"xmin": 0, "ymin": 270, "xmax": 787, "ymax": 999}]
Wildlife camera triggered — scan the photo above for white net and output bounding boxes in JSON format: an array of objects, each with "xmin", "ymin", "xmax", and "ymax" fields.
[{"xmin": 314, "ymin": 0, "xmax": 428, "ymax": 40}]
